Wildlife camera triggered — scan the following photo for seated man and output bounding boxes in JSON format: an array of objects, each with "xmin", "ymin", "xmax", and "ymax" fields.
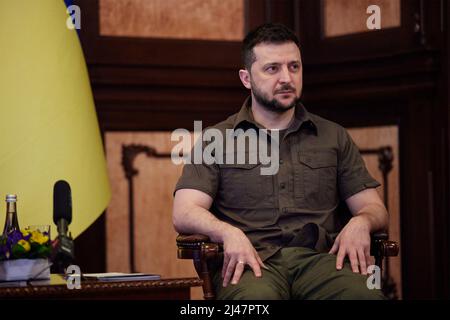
[{"xmin": 173, "ymin": 23, "xmax": 387, "ymax": 300}]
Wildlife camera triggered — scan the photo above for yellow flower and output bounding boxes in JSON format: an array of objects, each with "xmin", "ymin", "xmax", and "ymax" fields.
[
  {"xmin": 21, "ymin": 229, "xmax": 30, "ymax": 237},
  {"xmin": 18, "ymin": 239, "xmax": 31, "ymax": 252},
  {"xmin": 41, "ymin": 235, "xmax": 49, "ymax": 244},
  {"xmin": 30, "ymin": 230, "xmax": 49, "ymax": 245}
]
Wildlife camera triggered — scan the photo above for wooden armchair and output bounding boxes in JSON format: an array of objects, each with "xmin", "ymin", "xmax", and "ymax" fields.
[{"xmin": 177, "ymin": 231, "xmax": 399, "ymax": 300}]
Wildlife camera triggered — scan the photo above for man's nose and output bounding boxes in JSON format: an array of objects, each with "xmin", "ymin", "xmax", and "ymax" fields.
[{"xmin": 279, "ymin": 65, "xmax": 292, "ymax": 83}]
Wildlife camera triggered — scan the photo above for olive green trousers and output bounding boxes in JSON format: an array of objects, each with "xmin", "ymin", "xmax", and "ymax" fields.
[{"xmin": 212, "ymin": 247, "xmax": 386, "ymax": 300}]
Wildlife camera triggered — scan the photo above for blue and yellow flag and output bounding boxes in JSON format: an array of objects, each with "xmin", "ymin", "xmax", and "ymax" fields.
[{"xmin": 0, "ymin": 1, "xmax": 111, "ymax": 238}]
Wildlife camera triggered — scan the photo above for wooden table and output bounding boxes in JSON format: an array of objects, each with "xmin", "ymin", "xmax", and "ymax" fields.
[{"xmin": 0, "ymin": 274, "xmax": 202, "ymax": 299}]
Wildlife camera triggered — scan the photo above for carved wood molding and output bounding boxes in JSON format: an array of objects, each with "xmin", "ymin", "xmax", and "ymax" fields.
[
  {"xmin": 122, "ymin": 144, "xmax": 172, "ymax": 179},
  {"xmin": 0, "ymin": 277, "xmax": 202, "ymax": 298},
  {"xmin": 360, "ymin": 146, "xmax": 393, "ymax": 209},
  {"xmin": 121, "ymin": 144, "xmax": 173, "ymax": 273}
]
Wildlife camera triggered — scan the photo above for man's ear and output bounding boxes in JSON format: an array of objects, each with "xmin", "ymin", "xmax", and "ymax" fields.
[{"xmin": 239, "ymin": 69, "xmax": 252, "ymax": 90}]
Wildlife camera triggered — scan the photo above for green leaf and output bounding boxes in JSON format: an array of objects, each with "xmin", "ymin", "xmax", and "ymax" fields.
[
  {"xmin": 36, "ymin": 245, "xmax": 51, "ymax": 258},
  {"xmin": 11, "ymin": 243, "xmax": 27, "ymax": 259}
]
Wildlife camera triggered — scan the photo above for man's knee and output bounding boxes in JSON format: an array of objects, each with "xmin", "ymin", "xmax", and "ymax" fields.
[
  {"xmin": 339, "ymin": 285, "xmax": 386, "ymax": 300},
  {"xmin": 213, "ymin": 267, "xmax": 289, "ymax": 300},
  {"xmin": 219, "ymin": 285, "xmax": 284, "ymax": 300}
]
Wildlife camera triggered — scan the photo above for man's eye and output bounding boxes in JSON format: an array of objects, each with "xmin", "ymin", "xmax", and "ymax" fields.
[
  {"xmin": 290, "ymin": 64, "xmax": 300, "ymax": 71},
  {"xmin": 266, "ymin": 66, "xmax": 278, "ymax": 73}
]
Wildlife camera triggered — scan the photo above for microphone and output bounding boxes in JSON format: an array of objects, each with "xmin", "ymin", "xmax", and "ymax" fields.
[{"xmin": 52, "ymin": 180, "xmax": 75, "ymax": 273}]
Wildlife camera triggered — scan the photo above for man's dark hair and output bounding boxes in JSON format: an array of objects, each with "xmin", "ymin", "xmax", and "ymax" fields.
[{"xmin": 242, "ymin": 23, "xmax": 300, "ymax": 70}]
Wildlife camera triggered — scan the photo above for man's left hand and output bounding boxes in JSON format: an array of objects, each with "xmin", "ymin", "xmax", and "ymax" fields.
[{"xmin": 328, "ymin": 215, "xmax": 371, "ymax": 275}]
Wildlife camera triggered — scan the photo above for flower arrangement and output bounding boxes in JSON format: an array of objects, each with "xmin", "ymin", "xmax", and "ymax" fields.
[{"xmin": 0, "ymin": 228, "xmax": 51, "ymax": 261}]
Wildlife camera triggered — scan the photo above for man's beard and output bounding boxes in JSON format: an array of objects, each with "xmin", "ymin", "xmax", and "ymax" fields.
[{"xmin": 252, "ymin": 83, "xmax": 300, "ymax": 114}]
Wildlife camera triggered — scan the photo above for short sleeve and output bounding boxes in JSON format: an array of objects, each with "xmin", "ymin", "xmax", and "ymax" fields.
[
  {"xmin": 173, "ymin": 139, "xmax": 220, "ymax": 199},
  {"xmin": 337, "ymin": 127, "xmax": 381, "ymax": 200}
]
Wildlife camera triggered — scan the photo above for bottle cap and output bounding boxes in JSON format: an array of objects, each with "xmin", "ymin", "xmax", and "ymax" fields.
[{"xmin": 5, "ymin": 194, "xmax": 17, "ymax": 202}]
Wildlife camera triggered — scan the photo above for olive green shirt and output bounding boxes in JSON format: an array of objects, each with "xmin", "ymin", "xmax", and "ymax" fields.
[{"xmin": 175, "ymin": 97, "xmax": 380, "ymax": 261}]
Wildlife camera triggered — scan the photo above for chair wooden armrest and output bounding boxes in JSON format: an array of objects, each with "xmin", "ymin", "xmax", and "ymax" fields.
[
  {"xmin": 176, "ymin": 234, "xmax": 221, "ymax": 300},
  {"xmin": 371, "ymin": 231, "xmax": 400, "ymax": 267},
  {"xmin": 177, "ymin": 232, "xmax": 399, "ymax": 300}
]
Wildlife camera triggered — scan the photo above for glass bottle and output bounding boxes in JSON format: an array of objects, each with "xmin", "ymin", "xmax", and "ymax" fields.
[{"xmin": 2, "ymin": 194, "xmax": 20, "ymax": 236}]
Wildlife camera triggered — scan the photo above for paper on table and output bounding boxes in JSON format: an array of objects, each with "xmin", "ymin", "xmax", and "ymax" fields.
[{"xmin": 82, "ymin": 272, "xmax": 161, "ymax": 282}]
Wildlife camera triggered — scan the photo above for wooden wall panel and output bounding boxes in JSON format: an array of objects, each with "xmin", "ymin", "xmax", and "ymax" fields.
[
  {"xmin": 105, "ymin": 131, "xmax": 203, "ymax": 299},
  {"xmin": 99, "ymin": 0, "xmax": 244, "ymax": 41},
  {"xmin": 323, "ymin": 0, "xmax": 401, "ymax": 37},
  {"xmin": 348, "ymin": 125, "xmax": 401, "ymax": 298}
]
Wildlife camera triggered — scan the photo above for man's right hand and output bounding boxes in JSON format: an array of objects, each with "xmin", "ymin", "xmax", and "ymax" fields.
[
  {"xmin": 221, "ymin": 227, "xmax": 266, "ymax": 287},
  {"xmin": 173, "ymin": 189, "xmax": 266, "ymax": 287}
]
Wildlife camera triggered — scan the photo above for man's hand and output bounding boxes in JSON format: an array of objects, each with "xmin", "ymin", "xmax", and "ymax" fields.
[
  {"xmin": 330, "ymin": 188, "xmax": 389, "ymax": 274},
  {"xmin": 329, "ymin": 215, "xmax": 371, "ymax": 274},
  {"xmin": 173, "ymin": 188, "xmax": 268, "ymax": 287},
  {"xmin": 221, "ymin": 227, "xmax": 266, "ymax": 287}
]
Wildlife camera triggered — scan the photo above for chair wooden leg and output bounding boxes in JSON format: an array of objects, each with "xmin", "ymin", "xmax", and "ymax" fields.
[
  {"xmin": 193, "ymin": 256, "xmax": 215, "ymax": 300},
  {"xmin": 375, "ymin": 255, "xmax": 383, "ymax": 274},
  {"xmin": 200, "ymin": 259, "xmax": 216, "ymax": 300}
]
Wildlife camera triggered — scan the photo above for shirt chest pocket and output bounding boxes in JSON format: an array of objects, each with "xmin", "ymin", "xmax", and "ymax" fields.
[
  {"xmin": 218, "ymin": 163, "xmax": 274, "ymax": 209},
  {"xmin": 295, "ymin": 150, "xmax": 338, "ymax": 210}
]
